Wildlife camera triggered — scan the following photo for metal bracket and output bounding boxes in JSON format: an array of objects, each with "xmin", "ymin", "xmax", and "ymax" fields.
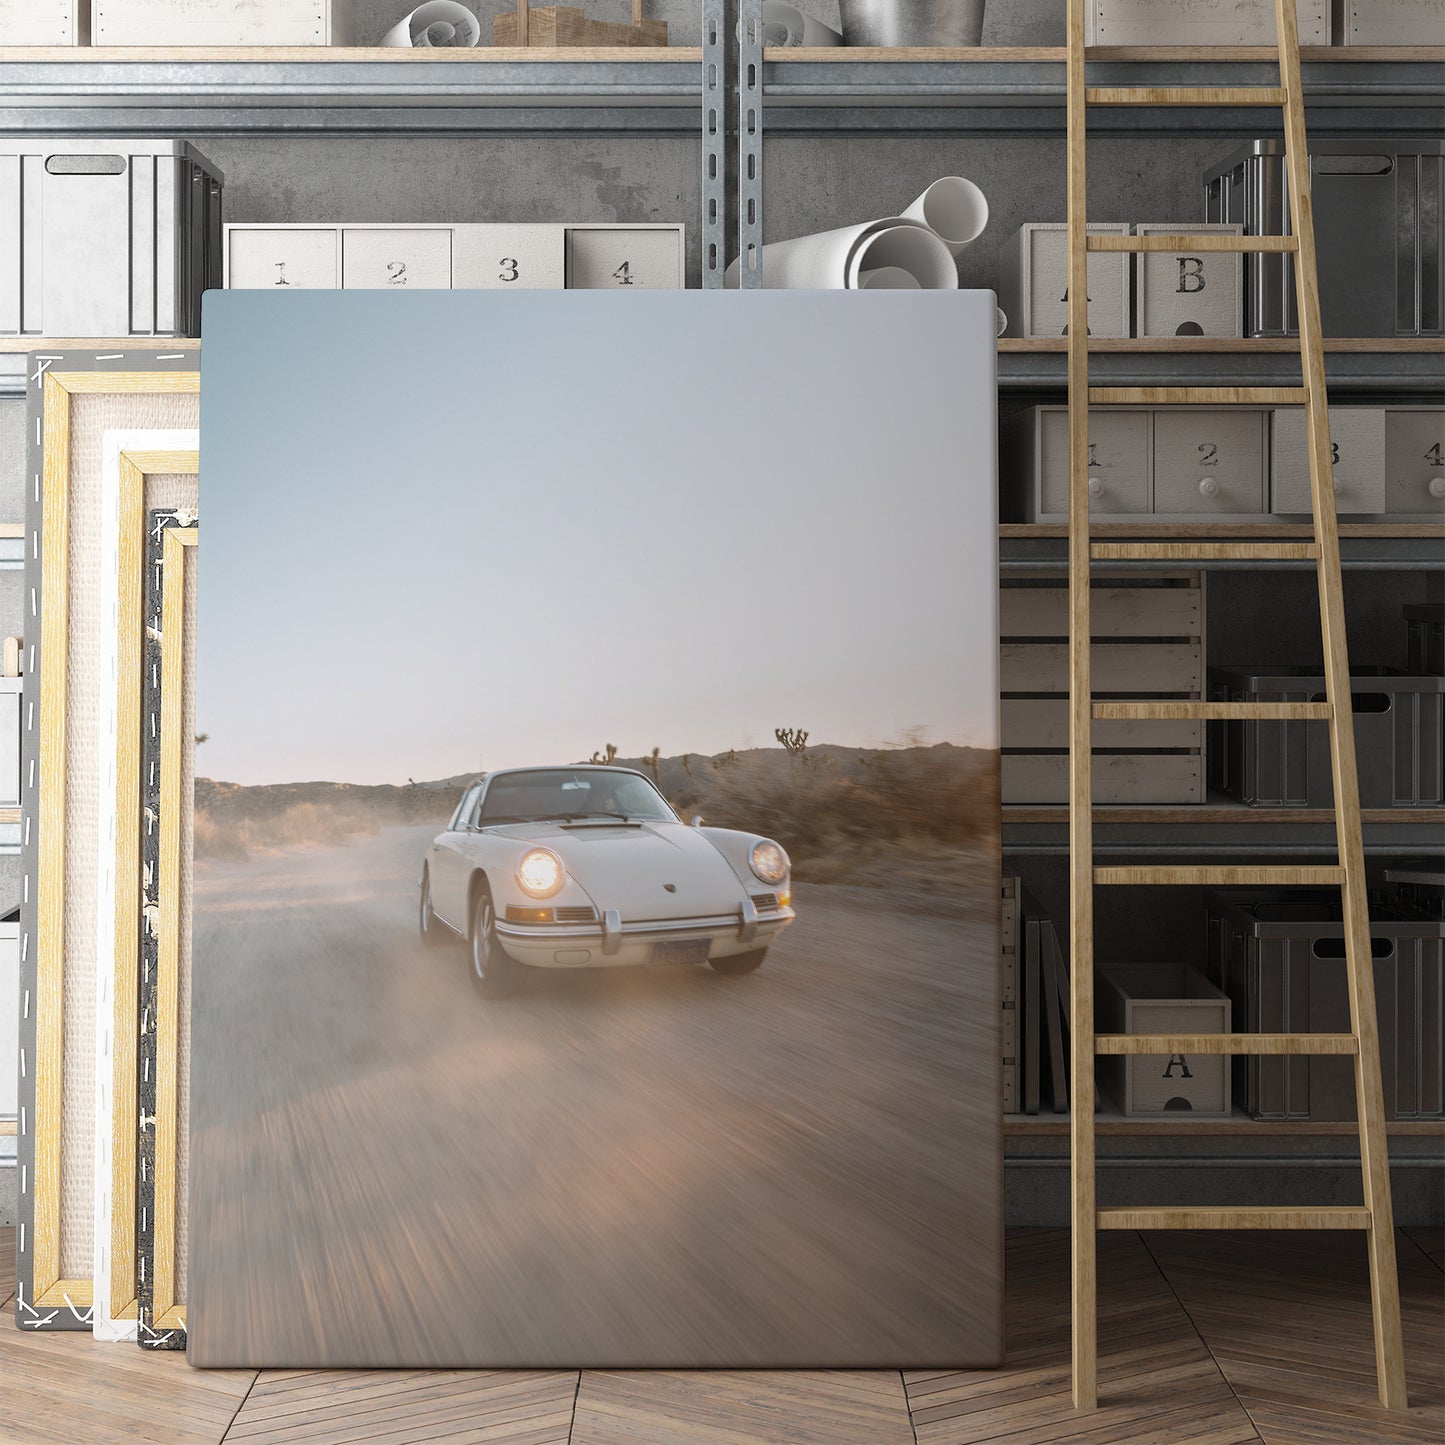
[
  {"xmin": 701, "ymin": 0, "xmax": 727, "ymax": 288},
  {"xmin": 700, "ymin": 0, "xmax": 762, "ymax": 288},
  {"xmin": 737, "ymin": 0, "xmax": 763, "ymax": 288}
]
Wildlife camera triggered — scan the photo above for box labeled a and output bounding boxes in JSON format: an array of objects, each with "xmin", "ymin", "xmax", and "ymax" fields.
[{"xmin": 1135, "ymin": 223, "xmax": 1243, "ymax": 338}]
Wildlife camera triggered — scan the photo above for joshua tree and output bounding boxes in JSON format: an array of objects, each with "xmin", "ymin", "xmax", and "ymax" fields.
[
  {"xmin": 681, "ymin": 753, "xmax": 693, "ymax": 778},
  {"xmin": 590, "ymin": 742, "xmax": 618, "ymax": 765},
  {"xmin": 643, "ymin": 746, "xmax": 661, "ymax": 783},
  {"xmin": 775, "ymin": 727, "xmax": 809, "ymax": 757},
  {"xmin": 717, "ymin": 748, "xmax": 739, "ymax": 769}
]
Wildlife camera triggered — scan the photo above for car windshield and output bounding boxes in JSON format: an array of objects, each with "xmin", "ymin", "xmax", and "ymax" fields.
[{"xmin": 475, "ymin": 769, "xmax": 676, "ymax": 825}]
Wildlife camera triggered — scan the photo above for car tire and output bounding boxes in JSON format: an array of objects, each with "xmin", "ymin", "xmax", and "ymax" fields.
[
  {"xmin": 418, "ymin": 868, "xmax": 450, "ymax": 947},
  {"xmin": 710, "ymin": 948, "xmax": 766, "ymax": 976},
  {"xmin": 469, "ymin": 883, "xmax": 518, "ymax": 997}
]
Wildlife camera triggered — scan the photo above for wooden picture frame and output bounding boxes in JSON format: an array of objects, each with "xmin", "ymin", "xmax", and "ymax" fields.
[
  {"xmin": 93, "ymin": 437, "xmax": 199, "ymax": 1342},
  {"xmin": 137, "ymin": 512, "xmax": 198, "ymax": 1348},
  {"xmin": 15, "ymin": 352, "xmax": 199, "ymax": 1331}
]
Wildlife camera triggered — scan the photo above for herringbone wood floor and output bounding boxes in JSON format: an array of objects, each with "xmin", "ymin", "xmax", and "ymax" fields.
[{"xmin": 4, "ymin": 1226, "xmax": 1441, "ymax": 1444}]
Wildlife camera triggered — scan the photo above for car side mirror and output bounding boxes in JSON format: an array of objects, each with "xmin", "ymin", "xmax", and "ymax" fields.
[{"xmin": 690, "ymin": 814, "xmax": 704, "ymax": 828}]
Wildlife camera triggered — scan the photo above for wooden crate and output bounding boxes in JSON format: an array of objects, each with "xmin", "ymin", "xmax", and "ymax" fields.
[
  {"xmin": 1086, "ymin": 0, "xmax": 1328, "ymax": 45},
  {"xmin": 494, "ymin": 1, "xmax": 667, "ymax": 46},
  {"xmin": 0, "ymin": 0, "xmax": 87, "ymax": 43},
  {"xmin": 1001, "ymin": 574, "xmax": 1206, "ymax": 806},
  {"xmin": 1332, "ymin": 0, "xmax": 1445, "ymax": 45},
  {"xmin": 1002, "ymin": 869, "xmax": 1019, "ymax": 1108},
  {"xmin": 93, "ymin": 0, "xmax": 356, "ymax": 44}
]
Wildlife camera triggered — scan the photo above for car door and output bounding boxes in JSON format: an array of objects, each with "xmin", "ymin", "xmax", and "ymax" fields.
[{"xmin": 429, "ymin": 782, "xmax": 482, "ymax": 930}]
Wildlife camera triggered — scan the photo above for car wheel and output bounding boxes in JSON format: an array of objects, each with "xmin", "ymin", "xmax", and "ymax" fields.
[
  {"xmin": 469, "ymin": 884, "xmax": 518, "ymax": 997},
  {"xmin": 710, "ymin": 948, "xmax": 766, "ymax": 976},
  {"xmin": 418, "ymin": 868, "xmax": 450, "ymax": 947}
]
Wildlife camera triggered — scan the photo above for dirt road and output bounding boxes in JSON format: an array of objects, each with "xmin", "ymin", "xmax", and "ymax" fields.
[{"xmin": 187, "ymin": 824, "xmax": 1002, "ymax": 1369}]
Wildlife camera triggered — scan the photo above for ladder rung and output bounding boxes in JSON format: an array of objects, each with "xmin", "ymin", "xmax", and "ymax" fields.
[
  {"xmin": 1089, "ymin": 387, "xmax": 1309, "ymax": 406},
  {"xmin": 1091, "ymin": 541, "xmax": 1321, "ymax": 562},
  {"xmin": 1097, "ymin": 1207, "xmax": 1371, "ymax": 1232},
  {"xmin": 1093, "ymin": 700, "xmax": 1331, "ymax": 721},
  {"xmin": 1093, "ymin": 1033, "xmax": 1358, "ymax": 1056},
  {"xmin": 1086, "ymin": 234, "xmax": 1298, "ymax": 254},
  {"xmin": 1094, "ymin": 866, "xmax": 1345, "ymax": 887},
  {"xmin": 1086, "ymin": 86, "xmax": 1287, "ymax": 107}
]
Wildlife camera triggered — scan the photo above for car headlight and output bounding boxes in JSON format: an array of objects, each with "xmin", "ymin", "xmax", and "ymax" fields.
[
  {"xmin": 749, "ymin": 839, "xmax": 789, "ymax": 885},
  {"xmin": 517, "ymin": 848, "xmax": 565, "ymax": 899}
]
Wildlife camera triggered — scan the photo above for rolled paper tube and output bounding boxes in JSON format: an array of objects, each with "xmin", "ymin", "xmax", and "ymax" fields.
[
  {"xmin": 857, "ymin": 266, "xmax": 923, "ymax": 289},
  {"xmin": 724, "ymin": 217, "xmax": 957, "ymax": 290},
  {"xmin": 760, "ymin": 1, "xmax": 844, "ymax": 45},
  {"xmin": 997, "ymin": 306, "xmax": 1008, "ymax": 336},
  {"xmin": 901, "ymin": 176, "xmax": 989, "ymax": 256},
  {"xmin": 381, "ymin": 1, "xmax": 481, "ymax": 47}
]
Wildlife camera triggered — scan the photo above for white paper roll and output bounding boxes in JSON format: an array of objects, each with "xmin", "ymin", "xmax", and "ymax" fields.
[
  {"xmin": 382, "ymin": 1, "xmax": 481, "ymax": 47},
  {"xmin": 725, "ymin": 217, "xmax": 957, "ymax": 290},
  {"xmin": 996, "ymin": 306, "xmax": 1008, "ymax": 336},
  {"xmin": 902, "ymin": 176, "xmax": 989, "ymax": 256},
  {"xmin": 858, "ymin": 266, "xmax": 922, "ymax": 289},
  {"xmin": 760, "ymin": 1, "xmax": 844, "ymax": 45}
]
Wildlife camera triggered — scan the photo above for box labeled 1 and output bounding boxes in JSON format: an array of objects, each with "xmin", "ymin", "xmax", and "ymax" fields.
[
  {"xmin": 1271, "ymin": 407, "xmax": 1386, "ymax": 516},
  {"xmin": 1134, "ymin": 223, "xmax": 1243, "ymax": 338},
  {"xmin": 226, "ymin": 227, "xmax": 340, "ymax": 290}
]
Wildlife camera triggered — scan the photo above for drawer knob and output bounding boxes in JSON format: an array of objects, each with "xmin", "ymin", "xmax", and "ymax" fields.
[
  {"xmin": 1087, "ymin": 474, "xmax": 1105, "ymax": 497},
  {"xmin": 1429, "ymin": 477, "xmax": 1445, "ymax": 500},
  {"xmin": 1198, "ymin": 477, "xmax": 1219, "ymax": 498}
]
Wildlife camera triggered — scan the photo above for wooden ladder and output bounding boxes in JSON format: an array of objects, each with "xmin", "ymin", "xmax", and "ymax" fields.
[{"xmin": 1064, "ymin": 0, "xmax": 1408, "ymax": 1412}]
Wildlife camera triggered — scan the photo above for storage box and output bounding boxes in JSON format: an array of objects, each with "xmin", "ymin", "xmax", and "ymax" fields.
[
  {"xmin": 1271, "ymin": 406, "xmax": 1387, "ymax": 516},
  {"xmin": 1205, "ymin": 139, "xmax": 1445, "ymax": 338},
  {"xmin": 1088, "ymin": 0, "xmax": 1328, "ymax": 44},
  {"xmin": 1209, "ymin": 665, "xmax": 1445, "ymax": 808},
  {"xmin": 1331, "ymin": 0, "xmax": 1445, "ymax": 45},
  {"xmin": 0, "ymin": 0, "xmax": 87, "ymax": 44},
  {"xmin": 1207, "ymin": 891, "xmax": 1444, "ymax": 1120},
  {"xmin": 0, "ymin": 676, "xmax": 19, "ymax": 810},
  {"xmin": 1152, "ymin": 408, "xmax": 1267, "ymax": 516},
  {"xmin": 1002, "ymin": 574, "xmax": 1205, "ymax": 805},
  {"xmin": 1134, "ymin": 223, "xmax": 1243, "ymax": 339},
  {"xmin": 996, "ymin": 223, "xmax": 1131, "ymax": 340},
  {"xmin": 1097, "ymin": 965, "xmax": 1232, "ymax": 1119},
  {"xmin": 93, "ymin": 0, "xmax": 356, "ymax": 44},
  {"xmin": 1005, "ymin": 406, "xmax": 1149, "ymax": 521},
  {"xmin": 1384, "ymin": 406, "xmax": 1445, "ymax": 515},
  {"xmin": 0, "ymin": 139, "xmax": 223, "ymax": 338},
  {"xmin": 1406, "ymin": 604, "xmax": 1444, "ymax": 677},
  {"xmin": 225, "ymin": 223, "xmax": 681, "ymax": 292}
]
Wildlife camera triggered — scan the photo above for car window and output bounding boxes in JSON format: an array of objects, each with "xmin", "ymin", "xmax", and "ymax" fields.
[
  {"xmin": 476, "ymin": 769, "xmax": 676, "ymax": 823},
  {"xmin": 450, "ymin": 783, "xmax": 482, "ymax": 831}
]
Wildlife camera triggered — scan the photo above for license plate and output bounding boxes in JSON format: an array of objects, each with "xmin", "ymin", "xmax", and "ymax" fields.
[{"xmin": 650, "ymin": 938, "xmax": 711, "ymax": 966}]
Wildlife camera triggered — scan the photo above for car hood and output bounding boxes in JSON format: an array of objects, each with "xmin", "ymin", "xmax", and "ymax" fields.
[{"xmin": 486, "ymin": 819, "xmax": 747, "ymax": 921}]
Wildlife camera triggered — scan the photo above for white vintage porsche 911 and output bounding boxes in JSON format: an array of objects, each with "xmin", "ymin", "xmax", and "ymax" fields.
[{"xmin": 418, "ymin": 765, "xmax": 795, "ymax": 995}]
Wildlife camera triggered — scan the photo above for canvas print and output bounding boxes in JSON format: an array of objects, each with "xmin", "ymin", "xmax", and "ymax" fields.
[{"xmin": 188, "ymin": 288, "xmax": 1002, "ymax": 1368}]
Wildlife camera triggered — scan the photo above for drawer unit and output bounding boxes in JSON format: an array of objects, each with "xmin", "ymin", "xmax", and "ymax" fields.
[
  {"xmin": 226, "ymin": 223, "xmax": 682, "ymax": 291},
  {"xmin": 1209, "ymin": 665, "xmax": 1445, "ymax": 808},
  {"xmin": 94, "ymin": 0, "xmax": 356, "ymax": 44},
  {"xmin": 1097, "ymin": 965, "xmax": 1231, "ymax": 1119},
  {"xmin": 996, "ymin": 223, "xmax": 1131, "ymax": 339},
  {"xmin": 1087, "ymin": 0, "xmax": 1328, "ymax": 44},
  {"xmin": 227, "ymin": 227, "xmax": 340, "ymax": 290},
  {"xmin": 0, "ymin": 0, "xmax": 87, "ymax": 43},
  {"xmin": 0, "ymin": 139, "xmax": 223, "ymax": 338},
  {"xmin": 1271, "ymin": 407, "xmax": 1387, "ymax": 516},
  {"xmin": 1205, "ymin": 139, "xmax": 1445, "ymax": 338},
  {"xmin": 565, "ymin": 225, "xmax": 685, "ymax": 289},
  {"xmin": 1134, "ymin": 223, "xmax": 1244, "ymax": 339},
  {"xmin": 1001, "ymin": 574, "xmax": 1205, "ymax": 806},
  {"xmin": 342, "ymin": 228, "xmax": 452, "ymax": 290},
  {"xmin": 1152, "ymin": 408, "xmax": 1267, "ymax": 517},
  {"xmin": 1384, "ymin": 407, "xmax": 1445, "ymax": 515},
  {"xmin": 1207, "ymin": 892, "xmax": 1444, "ymax": 1121},
  {"xmin": 453, "ymin": 225, "xmax": 566, "ymax": 290},
  {"xmin": 1332, "ymin": 0, "xmax": 1445, "ymax": 44},
  {"xmin": 1007, "ymin": 406, "xmax": 1149, "ymax": 521}
]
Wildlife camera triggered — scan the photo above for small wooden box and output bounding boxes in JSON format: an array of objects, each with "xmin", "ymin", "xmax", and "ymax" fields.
[
  {"xmin": 1151, "ymin": 408, "xmax": 1268, "ymax": 517},
  {"xmin": 566, "ymin": 224, "xmax": 684, "ymax": 289},
  {"xmin": 996, "ymin": 223, "xmax": 1130, "ymax": 340},
  {"xmin": 453, "ymin": 225, "xmax": 565, "ymax": 289},
  {"xmin": 1271, "ymin": 406, "xmax": 1387, "ymax": 516},
  {"xmin": 227, "ymin": 227, "xmax": 341, "ymax": 289},
  {"xmin": 1087, "ymin": 0, "xmax": 1328, "ymax": 45},
  {"xmin": 94, "ymin": 0, "xmax": 356, "ymax": 44},
  {"xmin": 1384, "ymin": 406, "xmax": 1445, "ymax": 515},
  {"xmin": 0, "ymin": 0, "xmax": 88, "ymax": 43},
  {"xmin": 1098, "ymin": 965, "xmax": 1232, "ymax": 1119},
  {"xmin": 342, "ymin": 227, "xmax": 452, "ymax": 290},
  {"xmin": 1332, "ymin": 0, "xmax": 1445, "ymax": 44},
  {"xmin": 1005, "ymin": 406, "xmax": 1150, "ymax": 521},
  {"xmin": 1134, "ymin": 223, "xmax": 1243, "ymax": 339}
]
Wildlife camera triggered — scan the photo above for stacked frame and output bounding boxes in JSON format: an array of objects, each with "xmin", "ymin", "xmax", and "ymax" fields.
[
  {"xmin": 138, "ymin": 510, "xmax": 197, "ymax": 1350},
  {"xmin": 15, "ymin": 352, "xmax": 199, "ymax": 1331}
]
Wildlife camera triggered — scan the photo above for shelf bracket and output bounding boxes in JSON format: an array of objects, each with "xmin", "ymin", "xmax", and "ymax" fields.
[{"xmin": 701, "ymin": 0, "xmax": 726, "ymax": 289}]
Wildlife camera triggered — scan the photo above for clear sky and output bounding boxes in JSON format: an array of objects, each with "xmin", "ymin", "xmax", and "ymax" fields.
[{"xmin": 197, "ymin": 289, "xmax": 999, "ymax": 786}]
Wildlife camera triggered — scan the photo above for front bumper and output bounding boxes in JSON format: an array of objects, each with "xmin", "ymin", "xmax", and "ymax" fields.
[{"xmin": 495, "ymin": 903, "xmax": 795, "ymax": 968}]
